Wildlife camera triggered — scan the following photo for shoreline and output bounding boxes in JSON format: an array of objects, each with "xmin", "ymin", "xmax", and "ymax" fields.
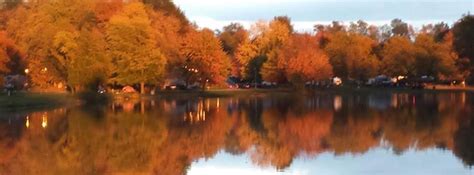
[
  {"xmin": 1, "ymin": 87, "xmax": 473, "ymax": 111},
  {"xmin": 0, "ymin": 92, "xmax": 78, "ymax": 112}
]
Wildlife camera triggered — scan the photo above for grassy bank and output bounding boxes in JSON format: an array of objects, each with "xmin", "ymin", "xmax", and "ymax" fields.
[{"xmin": 0, "ymin": 92, "xmax": 77, "ymax": 111}]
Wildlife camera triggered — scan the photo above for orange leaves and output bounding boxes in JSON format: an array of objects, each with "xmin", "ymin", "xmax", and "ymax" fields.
[
  {"xmin": 325, "ymin": 31, "xmax": 379, "ymax": 79},
  {"xmin": 94, "ymin": 0, "xmax": 124, "ymax": 24},
  {"xmin": 0, "ymin": 31, "xmax": 21, "ymax": 74},
  {"xmin": 278, "ymin": 111, "xmax": 333, "ymax": 154},
  {"xmin": 179, "ymin": 28, "xmax": 229, "ymax": 85},
  {"xmin": 278, "ymin": 34, "xmax": 333, "ymax": 82},
  {"xmin": 381, "ymin": 36, "xmax": 419, "ymax": 77},
  {"xmin": 0, "ymin": 31, "xmax": 14, "ymax": 73}
]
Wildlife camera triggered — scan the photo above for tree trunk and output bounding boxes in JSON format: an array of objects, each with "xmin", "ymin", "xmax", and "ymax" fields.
[
  {"xmin": 140, "ymin": 82, "xmax": 145, "ymax": 94},
  {"xmin": 201, "ymin": 80, "xmax": 207, "ymax": 91},
  {"xmin": 73, "ymin": 85, "xmax": 81, "ymax": 94}
]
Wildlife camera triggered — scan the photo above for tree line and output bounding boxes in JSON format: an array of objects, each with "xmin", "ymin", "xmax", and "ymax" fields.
[{"xmin": 0, "ymin": 0, "xmax": 473, "ymax": 93}]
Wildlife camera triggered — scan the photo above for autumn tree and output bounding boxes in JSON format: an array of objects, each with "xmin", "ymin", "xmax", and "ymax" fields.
[
  {"xmin": 367, "ymin": 25, "xmax": 381, "ymax": 41},
  {"xmin": 452, "ymin": 14, "xmax": 474, "ymax": 83},
  {"xmin": 413, "ymin": 33, "xmax": 457, "ymax": 79},
  {"xmin": 420, "ymin": 22, "xmax": 450, "ymax": 42},
  {"xmin": 349, "ymin": 20, "xmax": 380, "ymax": 42},
  {"xmin": 142, "ymin": 0, "xmax": 190, "ymax": 32},
  {"xmin": 325, "ymin": 31, "xmax": 380, "ymax": 80},
  {"xmin": 325, "ymin": 21, "xmax": 346, "ymax": 33},
  {"xmin": 234, "ymin": 38, "xmax": 258, "ymax": 80},
  {"xmin": 259, "ymin": 17, "xmax": 292, "ymax": 83},
  {"xmin": 0, "ymin": 0, "xmax": 22, "ymax": 9},
  {"xmin": 349, "ymin": 20, "xmax": 369, "ymax": 36},
  {"xmin": 149, "ymin": 10, "xmax": 181, "ymax": 58},
  {"xmin": 277, "ymin": 34, "xmax": 332, "ymax": 87},
  {"xmin": 218, "ymin": 23, "xmax": 249, "ymax": 77},
  {"xmin": 391, "ymin": 18, "xmax": 412, "ymax": 37},
  {"xmin": 179, "ymin": 28, "xmax": 229, "ymax": 89},
  {"xmin": 94, "ymin": 0, "xmax": 124, "ymax": 28},
  {"xmin": 8, "ymin": 0, "xmax": 98, "ymax": 89},
  {"xmin": 148, "ymin": 9, "xmax": 183, "ymax": 82},
  {"xmin": 219, "ymin": 23, "xmax": 248, "ymax": 56},
  {"xmin": 313, "ymin": 21, "xmax": 346, "ymax": 47},
  {"xmin": 235, "ymin": 17, "xmax": 292, "ymax": 83},
  {"xmin": 379, "ymin": 24, "xmax": 393, "ymax": 41},
  {"xmin": 106, "ymin": 2, "xmax": 166, "ymax": 94},
  {"xmin": 53, "ymin": 29, "xmax": 110, "ymax": 92},
  {"xmin": 0, "ymin": 31, "xmax": 15, "ymax": 74},
  {"xmin": 381, "ymin": 36, "xmax": 417, "ymax": 77},
  {"xmin": 234, "ymin": 20, "xmax": 270, "ymax": 82}
]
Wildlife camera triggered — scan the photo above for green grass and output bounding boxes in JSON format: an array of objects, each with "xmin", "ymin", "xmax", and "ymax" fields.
[{"xmin": 0, "ymin": 92, "xmax": 77, "ymax": 111}]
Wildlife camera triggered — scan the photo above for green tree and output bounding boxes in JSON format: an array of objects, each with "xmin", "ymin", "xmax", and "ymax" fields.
[{"xmin": 106, "ymin": 2, "xmax": 166, "ymax": 94}]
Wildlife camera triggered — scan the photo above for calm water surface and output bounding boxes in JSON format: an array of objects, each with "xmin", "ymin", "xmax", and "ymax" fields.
[{"xmin": 0, "ymin": 91, "xmax": 473, "ymax": 175}]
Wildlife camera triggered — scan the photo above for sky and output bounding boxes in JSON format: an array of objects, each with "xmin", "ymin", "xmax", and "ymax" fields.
[
  {"xmin": 188, "ymin": 148, "xmax": 474, "ymax": 175},
  {"xmin": 173, "ymin": 0, "xmax": 474, "ymax": 32}
]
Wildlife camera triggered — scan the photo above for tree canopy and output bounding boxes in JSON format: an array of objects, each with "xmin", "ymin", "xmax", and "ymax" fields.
[{"xmin": 0, "ymin": 1, "xmax": 472, "ymax": 91}]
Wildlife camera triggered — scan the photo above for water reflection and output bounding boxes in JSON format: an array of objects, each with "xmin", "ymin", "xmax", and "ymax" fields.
[{"xmin": 0, "ymin": 92, "xmax": 473, "ymax": 174}]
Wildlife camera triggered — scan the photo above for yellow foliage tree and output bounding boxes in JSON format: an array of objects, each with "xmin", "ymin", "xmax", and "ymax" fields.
[{"xmin": 106, "ymin": 2, "xmax": 166, "ymax": 94}]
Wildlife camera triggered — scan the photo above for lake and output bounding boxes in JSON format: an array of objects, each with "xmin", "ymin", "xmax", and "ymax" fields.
[{"xmin": 0, "ymin": 91, "xmax": 473, "ymax": 175}]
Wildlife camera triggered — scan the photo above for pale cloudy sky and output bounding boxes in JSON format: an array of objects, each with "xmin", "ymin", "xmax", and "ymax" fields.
[{"xmin": 173, "ymin": 0, "xmax": 473, "ymax": 32}]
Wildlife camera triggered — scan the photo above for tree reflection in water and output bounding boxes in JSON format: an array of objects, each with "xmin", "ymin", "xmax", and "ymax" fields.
[{"xmin": 0, "ymin": 92, "xmax": 472, "ymax": 174}]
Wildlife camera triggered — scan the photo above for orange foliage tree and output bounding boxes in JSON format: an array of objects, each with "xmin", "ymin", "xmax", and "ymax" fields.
[
  {"xmin": 0, "ymin": 31, "xmax": 16, "ymax": 74},
  {"xmin": 179, "ymin": 28, "xmax": 230, "ymax": 88},
  {"xmin": 381, "ymin": 36, "xmax": 417, "ymax": 77},
  {"xmin": 324, "ymin": 31, "xmax": 380, "ymax": 80},
  {"xmin": 218, "ymin": 23, "xmax": 249, "ymax": 77},
  {"xmin": 277, "ymin": 34, "xmax": 333, "ymax": 86}
]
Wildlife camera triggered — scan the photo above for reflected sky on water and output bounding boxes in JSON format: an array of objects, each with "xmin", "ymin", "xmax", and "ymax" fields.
[{"xmin": 0, "ymin": 91, "xmax": 473, "ymax": 175}]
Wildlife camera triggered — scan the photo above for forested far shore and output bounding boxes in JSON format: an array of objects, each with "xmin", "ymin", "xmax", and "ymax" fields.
[{"xmin": 0, "ymin": 0, "xmax": 473, "ymax": 94}]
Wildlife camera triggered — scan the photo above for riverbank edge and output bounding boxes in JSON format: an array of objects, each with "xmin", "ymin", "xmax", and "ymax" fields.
[
  {"xmin": 0, "ymin": 92, "xmax": 79, "ymax": 112},
  {"xmin": 1, "ymin": 87, "xmax": 473, "ymax": 110}
]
